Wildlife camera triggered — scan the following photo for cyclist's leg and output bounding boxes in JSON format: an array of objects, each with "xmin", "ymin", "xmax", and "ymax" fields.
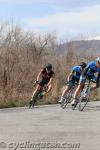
[
  {"xmin": 31, "ymin": 80, "xmax": 44, "ymax": 100},
  {"xmin": 59, "ymin": 81, "xmax": 74, "ymax": 103},
  {"xmin": 29, "ymin": 84, "xmax": 42, "ymax": 107},
  {"xmin": 37, "ymin": 80, "xmax": 48, "ymax": 98},
  {"xmin": 38, "ymin": 84, "xmax": 52, "ymax": 99},
  {"xmin": 33, "ymin": 85, "xmax": 41, "ymax": 97},
  {"xmin": 31, "ymin": 84, "xmax": 41, "ymax": 101},
  {"xmin": 39, "ymin": 83, "xmax": 52, "ymax": 98},
  {"xmin": 46, "ymin": 84, "xmax": 52, "ymax": 93},
  {"xmin": 71, "ymin": 80, "xmax": 84, "ymax": 105}
]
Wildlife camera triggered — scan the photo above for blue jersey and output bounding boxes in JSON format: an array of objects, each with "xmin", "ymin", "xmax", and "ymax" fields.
[
  {"xmin": 85, "ymin": 61, "xmax": 100, "ymax": 76},
  {"xmin": 80, "ymin": 61, "xmax": 100, "ymax": 83},
  {"xmin": 72, "ymin": 66, "xmax": 82, "ymax": 79}
]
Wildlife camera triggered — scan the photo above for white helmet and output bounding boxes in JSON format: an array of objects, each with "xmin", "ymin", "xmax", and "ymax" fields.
[{"xmin": 96, "ymin": 57, "xmax": 100, "ymax": 63}]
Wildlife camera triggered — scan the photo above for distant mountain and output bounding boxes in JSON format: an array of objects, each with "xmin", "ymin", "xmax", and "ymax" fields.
[{"xmin": 56, "ymin": 40, "xmax": 100, "ymax": 55}]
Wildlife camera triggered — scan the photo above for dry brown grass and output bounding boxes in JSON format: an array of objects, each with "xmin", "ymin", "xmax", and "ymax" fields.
[{"xmin": 0, "ymin": 23, "xmax": 99, "ymax": 107}]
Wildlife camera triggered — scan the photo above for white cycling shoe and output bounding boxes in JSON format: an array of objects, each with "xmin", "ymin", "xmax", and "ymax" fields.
[
  {"xmin": 71, "ymin": 99, "xmax": 76, "ymax": 106},
  {"xmin": 58, "ymin": 97, "xmax": 65, "ymax": 103}
]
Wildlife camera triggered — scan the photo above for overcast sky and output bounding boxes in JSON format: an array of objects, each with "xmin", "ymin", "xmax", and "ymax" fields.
[{"xmin": 0, "ymin": 0, "xmax": 100, "ymax": 40}]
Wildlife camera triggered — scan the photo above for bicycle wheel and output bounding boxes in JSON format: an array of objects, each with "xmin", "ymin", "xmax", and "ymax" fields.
[
  {"xmin": 60, "ymin": 97, "xmax": 71, "ymax": 109},
  {"xmin": 78, "ymin": 97, "xmax": 88, "ymax": 111},
  {"xmin": 29, "ymin": 92, "xmax": 40, "ymax": 108},
  {"xmin": 72, "ymin": 99, "xmax": 79, "ymax": 110},
  {"xmin": 29, "ymin": 100, "xmax": 35, "ymax": 108},
  {"xmin": 60, "ymin": 92, "xmax": 72, "ymax": 109}
]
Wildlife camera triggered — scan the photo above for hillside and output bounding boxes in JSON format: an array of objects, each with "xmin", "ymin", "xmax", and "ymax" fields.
[{"xmin": 56, "ymin": 40, "xmax": 100, "ymax": 55}]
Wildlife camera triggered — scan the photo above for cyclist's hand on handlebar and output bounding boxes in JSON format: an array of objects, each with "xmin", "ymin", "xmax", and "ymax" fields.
[
  {"xmin": 90, "ymin": 79, "xmax": 96, "ymax": 83},
  {"xmin": 34, "ymin": 81, "xmax": 39, "ymax": 86},
  {"xmin": 66, "ymin": 80, "xmax": 72, "ymax": 84}
]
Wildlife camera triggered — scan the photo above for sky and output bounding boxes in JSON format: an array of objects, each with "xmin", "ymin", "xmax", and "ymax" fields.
[{"xmin": 0, "ymin": 0, "xmax": 100, "ymax": 40}]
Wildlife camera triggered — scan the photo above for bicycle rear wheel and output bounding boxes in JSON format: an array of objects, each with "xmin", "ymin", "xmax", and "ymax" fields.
[{"xmin": 78, "ymin": 97, "xmax": 88, "ymax": 111}]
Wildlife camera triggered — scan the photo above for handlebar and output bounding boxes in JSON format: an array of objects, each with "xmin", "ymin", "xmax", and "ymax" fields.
[
  {"xmin": 85, "ymin": 79, "xmax": 96, "ymax": 85},
  {"xmin": 89, "ymin": 79, "xmax": 96, "ymax": 83}
]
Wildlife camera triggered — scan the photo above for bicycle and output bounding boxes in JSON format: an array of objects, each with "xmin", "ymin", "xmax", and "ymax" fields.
[
  {"xmin": 60, "ymin": 82, "xmax": 78, "ymax": 109},
  {"xmin": 29, "ymin": 82, "xmax": 47, "ymax": 108},
  {"xmin": 72, "ymin": 79, "xmax": 96, "ymax": 111}
]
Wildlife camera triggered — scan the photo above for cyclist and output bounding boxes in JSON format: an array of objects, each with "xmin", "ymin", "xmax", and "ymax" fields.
[
  {"xmin": 30, "ymin": 64, "xmax": 55, "ymax": 104},
  {"xmin": 71, "ymin": 57, "xmax": 100, "ymax": 106},
  {"xmin": 59, "ymin": 62, "xmax": 87, "ymax": 103}
]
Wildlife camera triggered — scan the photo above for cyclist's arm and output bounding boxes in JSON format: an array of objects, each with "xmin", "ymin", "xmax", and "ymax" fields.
[
  {"xmin": 47, "ymin": 74, "xmax": 55, "ymax": 86},
  {"xmin": 67, "ymin": 71, "xmax": 74, "ymax": 81},
  {"xmin": 36, "ymin": 69, "xmax": 43, "ymax": 81}
]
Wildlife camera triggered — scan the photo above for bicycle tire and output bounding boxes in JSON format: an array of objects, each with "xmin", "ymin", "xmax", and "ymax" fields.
[
  {"xmin": 29, "ymin": 100, "xmax": 35, "ymax": 108},
  {"xmin": 60, "ymin": 97, "xmax": 71, "ymax": 109},
  {"xmin": 60, "ymin": 90, "xmax": 73, "ymax": 109},
  {"xmin": 78, "ymin": 97, "xmax": 88, "ymax": 111},
  {"xmin": 29, "ymin": 91, "xmax": 40, "ymax": 108},
  {"xmin": 72, "ymin": 99, "xmax": 79, "ymax": 110}
]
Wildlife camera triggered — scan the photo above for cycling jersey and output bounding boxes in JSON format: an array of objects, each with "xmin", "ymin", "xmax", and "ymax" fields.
[
  {"xmin": 41, "ymin": 68, "xmax": 54, "ymax": 81},
  {"xmin": 72, "ymin": 66, "xmax": 82, "ymax": 80},
  {"xmin": 67, "ymin": 66, "xmax": 83, "ymax": 88},
  {"xmin": 80, "ymin": 61, "xmax": 100, "ymax": 83},
  {"xmin": 38, "ymin": 68, "xmax": 54, "ymax": 86}
]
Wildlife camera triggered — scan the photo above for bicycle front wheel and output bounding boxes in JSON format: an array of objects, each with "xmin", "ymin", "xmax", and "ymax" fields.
[
  {"xmin": 60, "ymin": 92, "xmax": 72, "ymax": 109},
  {"xmin": 60, "ymin": 98, "xmax": 70, "ymax": 109},
  {"xmin": 29, "ymin": 91, "xmax": 40, "ymax": 108},
  {"xmin": 72, "ymin": 99, "xmax": 79, "ymax": 110}
]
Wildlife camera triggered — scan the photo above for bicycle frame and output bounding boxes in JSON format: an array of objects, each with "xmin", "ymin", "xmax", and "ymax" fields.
[
  {"xmin": 29, "ymin": 83, "xmax": 48, "ymax": 108},
  {"xmin": 61, "ymin": 83, "xmax": 78, "ymax": 109}
]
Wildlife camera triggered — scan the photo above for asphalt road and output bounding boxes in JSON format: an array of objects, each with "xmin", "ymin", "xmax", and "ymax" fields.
[{"xmin": 0, "ymin": 101, "xmax": 100, "ymax": 150}]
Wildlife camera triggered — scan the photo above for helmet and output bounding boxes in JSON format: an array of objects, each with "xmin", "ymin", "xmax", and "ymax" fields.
[
  {"xmin": 96, "ymin": 57, "xmax": 100, "ymax": 63},
  {"xmin": 46, "ymin": 64, "xmax": 52, "ymax": 70},
  {"xmin": 80, "ymin": 62, "xmax": 87, "ymax": 68}
]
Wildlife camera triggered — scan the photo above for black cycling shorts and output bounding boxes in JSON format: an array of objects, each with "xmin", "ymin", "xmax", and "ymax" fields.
[{"xmin": 38, "ymin": 79, "xmax": 49, "ymax": 87}]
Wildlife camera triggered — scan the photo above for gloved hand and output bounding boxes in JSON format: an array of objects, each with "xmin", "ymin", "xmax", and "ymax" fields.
[{"xmin": 34, "ymin": 80, "xmax": 39, "ymax": 86}]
